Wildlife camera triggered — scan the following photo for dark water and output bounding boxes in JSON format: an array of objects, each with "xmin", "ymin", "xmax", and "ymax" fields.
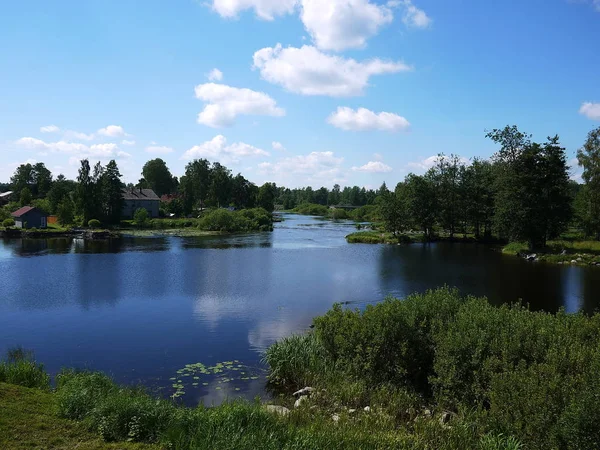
[{"xmin": 1, "ymin": 214, "xmax": 599, "ymax": 405}]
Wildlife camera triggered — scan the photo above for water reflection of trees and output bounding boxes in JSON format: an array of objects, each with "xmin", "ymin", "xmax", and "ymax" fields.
[{"xmin": 377, "ymin": 243, "xmax": 575, "ymax": 313}]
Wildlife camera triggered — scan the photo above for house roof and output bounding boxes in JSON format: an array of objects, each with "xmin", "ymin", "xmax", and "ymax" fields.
[
  {"xmin": 121, "ymin": 188, "xmax": 160, "ymax": 201},
  {"xmin": 11, "ymin": 206, "xmax": 47, "ymax": 218},
  {"xmin": 0, "ymin": 191, "xmax": 13, "ymax": 198}
]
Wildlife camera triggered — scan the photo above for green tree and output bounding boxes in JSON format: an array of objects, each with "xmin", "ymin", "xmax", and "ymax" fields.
[
  {"xmin": 328, "ymin": 184, "xmax": 341, "ymax": 205},
  {"xmin": 430, "ymin": 154, "xmax": 462, "ymax": 238},
  {"xmin": 10, "ymin": 163, "xmax": 34, "ymax": 199},
  {"xmin": 231, "ymin": 174, "xmax": 257, "ymax": 209},
  {"xmin": 577, "ymin": 126, "xmax": 600, "ymax": 240},
  {"xmin": 48, "ymin": 175, "xmax": 76, "ymax": 214},
  {"xmin": 57, "ymin": 200, "xmax": 74, "ymax": 226},
  {"xmin": 461, "ymin": 158, "xmax": 495, "ymax": 238},
  {"xmin": 380, "ymin": 184, "xmax": 411, "ymax": 237},
  {"xmin": 101, "ymin": 160, "xmax": 124, "ymax": 224},
  {"xmin": 404, "ymin": 173, "xmax": 438, "ymax": 240},
  {"xmin": 32, "ymin": 163, "xmax": 53, "ymax": 197},
  {"xmin": 258, "ymin": 182, "xmax": 277, "ymax": 212},
  {"xmin": 208, "ymin": 162, "xmax": 232, "ymax": 207},
  {"xmin": 181, "ymin": 159, "xmax": 212, "ymax": 213},
  {"xmin": 314, "ymin": 187, "xmax": 329, "ymax": 205},
  {"xmin": 75, "ymin": 160, "xmax": 96, "ymax": 224},
  {"xmin": 142, "ymin": 159, "xmax": 175, "ymax": 197},
  {"xmin": 488, "ymin": 126, "xmax": 572, "ymax": 248},
  {"xmin": 19, "ymin": 187, "xmax": 32, "ymax": 206}
]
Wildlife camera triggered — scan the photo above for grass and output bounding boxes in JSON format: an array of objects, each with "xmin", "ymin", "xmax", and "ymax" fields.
[
  {"xmin": 0, "ymin": 383, "xmax": 158, "ymax": 450},
  {"xmin": 502, "ymin": 239, "xmax": 600, "ymax": 265},
  {"xmin": 346, "ymin": 231, "xmax": 400, "ymax": 244},
  {"xmin": 267, "ymin": 287, "xmax": 600, "ymax": 449}
]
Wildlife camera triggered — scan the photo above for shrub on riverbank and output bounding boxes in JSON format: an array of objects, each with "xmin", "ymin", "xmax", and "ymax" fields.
[
  {"xmin": 293, "ymin": 203, "xmax": 329, "ymax": 216},
  {"xmin": 0, "ymin": 349, "xmax": 50, "ymax": 390},
  {"xmin": 267, "ymin": 287, "xmax": 600, "ymax": 449},
  {"xmin": 197, "ymin": 208, "xmax": 272, "ymax": 232}
]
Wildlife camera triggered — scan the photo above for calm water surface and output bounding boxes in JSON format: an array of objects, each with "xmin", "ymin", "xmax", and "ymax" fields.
[{"xmin": 1, "ymin": 214, "xmax": 599, "ymax": 404}]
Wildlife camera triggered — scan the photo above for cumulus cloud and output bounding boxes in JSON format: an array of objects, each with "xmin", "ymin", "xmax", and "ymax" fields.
[
  {"xmin": 63, "ymin": 130, "xmax": 95, "ymax": 141},
  {"xmin": 253, "ymin": 44, "xmax": 411, "ymax": 97},
  {"xmin": 258, "ymin": 151, "xmax": 345, "ymax": 186},
  {"xmin": 15, "ymin": 137, "xmax": 130, "ymax": 159},
  {"xmin": 272, "ymin": 141, "xmax": 286, "ymax": 151},
  {"xmin": 580, "ymin": 102, "xmax": 600, "ymax": 121},
  {"xmin": 327, "ymin": 107, "xmax": 410, "ymax": 131},
  {"xmin": 207, "ymin": 68, "xmax": 224, "ymax": 81},
  {"xmin": 182, "ymin": 135, "xmax": 269, "ymax": 164},
  {"xmin": 210, "ymin": 0, "xmax": 297, "ymax": 20},
  {"xmin": 300, "ymin": 0, "xmax": 393, "ymax": 51},
  {"xmin": 352, "ymin": 161, "xmax": 393, "ymax": 173},
  {"xmin": 97, "ymin": 125, "xmax": 128, "ymax": 138},
  {"xmin": 145, "ymin": 145, "xmax": 174, "ymax": 154},
  {"xmin": 401, "ymin": 0, "xmax": 431, "ymax": 28},
  {"xmin": 194, "ymin": 83, "xmax": 285, "ymax": 128},
  {"xmin": 40, "ymin": 125, "xmax": 60, "ymax": 133}
]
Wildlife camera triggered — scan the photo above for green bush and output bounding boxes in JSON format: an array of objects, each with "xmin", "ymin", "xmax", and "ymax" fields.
[
  {"xmin": 349, "ymin": 205, "xmax": 381, "ymax": 222},
  {"xmin": 293, "ymin": 203, "xmax": 329, "ymax": 216},
  {"xmin": 331, "ymin": 209, "xmax": 349, "ymax": 220},
  {"xmin": 88, "ymin": 219, "xmax": 101, "ymax": 228},
  {"xmin": 198, "ymin": 208, "xmax": 272, "ymax": 232},
  {"xmin": 0, "ymin": 348, "xmax": 50, "ymax": 389},
  {"xmin": 2, "ymin": 218, "xmax": 15, "ymax": 228},
  {"xmin": 56, "ymin": 370, "xmax": 117, "ymax": 420},
  {"xmin": 133, "ymin": 208, "xmax": 149, "ymax": 227},
  {"xmin": 266, "ymin": 287, "xmax": 600, "ymax": 449}
]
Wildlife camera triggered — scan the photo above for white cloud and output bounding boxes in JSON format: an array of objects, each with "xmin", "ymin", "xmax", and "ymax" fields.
[
  {"xmin": 258, "ymin": 151, "xmax": 345, "ymax": 186},
  {"xmin": 182, "ymin": 135, "xmax": 269, "ymax": 164},
  {"xmin": 272, "ymin": 141, "xmax": 286, "ymax": 151},
  {"xmin": 352, "ymin": 161, "xmax": 393, "ymax": 173},
  {"xmin": 327, "ymin": 107, "xmax": 410, "ymax": 131},
  {"xmin": 401, "ymin": 0, "xmax": 431, "ymax": 28},
  {"xmin": 580, "ymin": 102, "xmax": 600, "ymax": 121},
  {"xmin": 121, "ymin": 140, "xmax": 136, "ymax": 146},
  {"xmin": 63, "ymin": 130, "xmax": 95, "ymax": 141},
  {"xmin": 253, "ymin": 44, "xmax": 411, "ymax": 97},
  {"xmin": 211, "ymin": 0, "xmax": 297, "ymax": 20},
  {"xmin": 40, "ymin": 125, "xmax": 60, "ymax": 133},
  {"xmin": 373, "ymin": 152, "xmax": 383, "ymax": 160},
  {"xmin": 145, "ymin": 145, "xmax": 174, "ymax": 154},
  {"xmin": 97, "ymin": 125, "xmax": 128, "ymax": 138},
  {"xmin": 300, "ymin": 0, "xmax": 393, "ymax": 51},
  {"xmin": 15, "ymin": 137, "xmax": 130, "ymax": 160},
  {"xmin": 207, "ymin": 68, "xmax": 224, "ymax": 81},
  {"xmin": 195, "ymin": 83, "xmax": 285, "ymax": 128}
]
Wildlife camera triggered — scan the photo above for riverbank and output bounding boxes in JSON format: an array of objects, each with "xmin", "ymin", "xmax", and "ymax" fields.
[
  {"xmin": 0, "ymin": 383, "xmax": 157, "ymax": 450},
  {"xmin": 6, "ymin": 287, "xmax": 600, "ymax": 448},
  {"xmin": 346, "ymin": 230, "xmax": 501, "ymax": 245},
  {"xmin": 502, "ymin": 241, "xmax": 600, "ymax": 266}
]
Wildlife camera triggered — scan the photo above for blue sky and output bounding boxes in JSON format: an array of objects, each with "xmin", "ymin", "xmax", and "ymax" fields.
[{"xmin": 1, "ymin": 0, "xmax": 599, "ymax": 188}]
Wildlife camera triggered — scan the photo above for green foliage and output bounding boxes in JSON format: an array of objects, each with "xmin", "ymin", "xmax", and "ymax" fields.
[
  {"xmin": 56, "ymin": 370, "xmax": 117, "ymax": 420},
  {"xmin": 258, "ymin": 182, "xmax": 277, "ymax": 212},
  {"xmin": 331, "ymin": 208, "xmax": 349, "ymax": 220},
  {"xmin": 142, "ymin": 158, "xmax": 176, "ymax": 197},
  {"xmin": 293, "ymin": 203, "xmax": 329, "ymax": 216},
  {"xmin": 57, "ymin": 200, "xmax": 74, "ymax": 226},
  {"xmin": 264, "ymin": 334, "xmax": 333, "ymax": 387},
  {"xmin": 0, "ymin": 349, "xmax": 50, "ymax": 390},
  {"xmin": 197, "ymin": 208, "xmax": 272, "ymax": 232},
  {"xmin": 2, "ymin": 218, "xmax": 15, "ymax": 228},
  {"xmin": 88, "ymin": 219, "xmax": 101, "ymax": 228},
  {"xmin": 348, "ymin": 205, "xmax": 381, "ymax": 222},
  {"xmin": 19, "ymin": 187, "xmax": 32, "ymax": 206},
  {"xmin": 576, "ymin": 126, "xmax": 600, "ymax": 239},
  {"xmin": 133, "ymin": 208, "xmax": 149, "ymax": 227},
  {"xmin": 266, "ymin": 288, "xmax": 600, "ymax": 449}
]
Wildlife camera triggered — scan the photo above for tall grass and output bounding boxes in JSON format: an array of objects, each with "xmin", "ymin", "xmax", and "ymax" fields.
[{"xmin": 0, "ymin": 347, "xmax": 50, "ymax": 389}]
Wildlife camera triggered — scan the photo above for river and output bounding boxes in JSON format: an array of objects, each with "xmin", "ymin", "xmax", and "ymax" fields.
[{"xmin": 1, "ymin": 214, "xmax": 598, "ymax": 405}]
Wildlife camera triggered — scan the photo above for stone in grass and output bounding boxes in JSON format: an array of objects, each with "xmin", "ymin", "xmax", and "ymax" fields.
[
  {"xmin": 294, "ymin": 395, "xmax": 309, "ymax": 408},
  {"xmin": 293, "ymin": 387, "xmax": 314, "ymax": 397}
]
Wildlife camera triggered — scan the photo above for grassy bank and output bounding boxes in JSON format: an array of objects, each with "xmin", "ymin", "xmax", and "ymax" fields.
[
  {"xmin": 266, "ymin": 287, "xmax": 600, "ymax": 450},
  {"xmin": 6, "ymin": 287, "xmax": 600, "ymax": 448},
  {"xmin": 502, "ymin": 240, "xmax": 600, "ymax": 265}
]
